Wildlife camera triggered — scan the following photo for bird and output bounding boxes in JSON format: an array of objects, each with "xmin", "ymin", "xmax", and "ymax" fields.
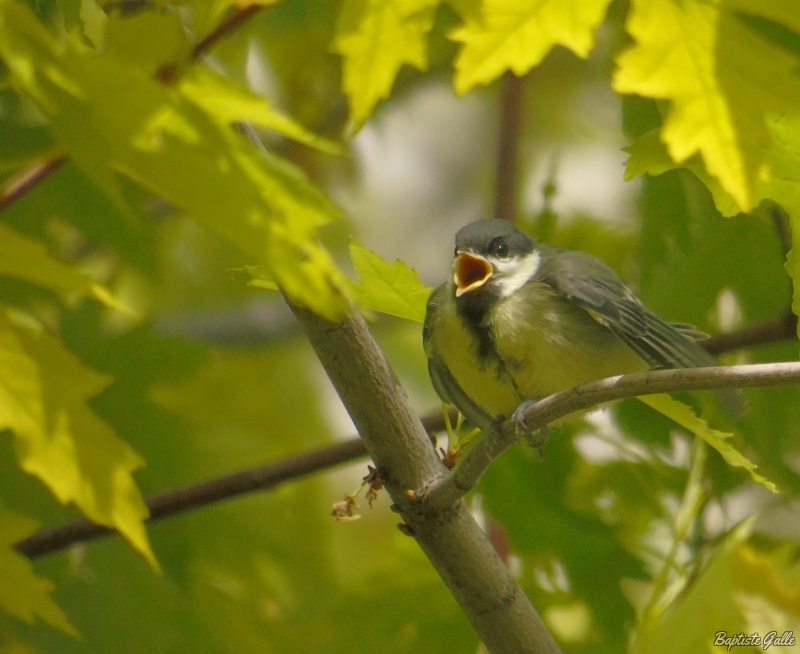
[{"xmin": 423, "ymin": 219, "xmax": 741, "ymax": 436}]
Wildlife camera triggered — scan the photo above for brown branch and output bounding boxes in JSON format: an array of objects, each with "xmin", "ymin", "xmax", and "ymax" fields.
[
  {"xmin": 15, "ymin": 438, "xmax": 366, "ymax": 558},
  {"xmin": 11, "ymin": 306, "xmax": 797, "ymax": 561},
  {"xmin": 287, "ymin": 300, "xmax": 561, "ymax": 653},
  {"xmin": 13, "ymin": 413, "xmax": 451, "ymax": 560},
  {"xmin": 421, "ymin": 361, "xmax": 800, "ymax": 511},
  {"xmin": 192, "ymin": 5, "xmax": 263, "ymax": 61},
  {"xmin": 0, "ymin": 154, "xmax": 68, "ymax": 213},
  {"xmin": 703, "ymin": 310, "xmax": 797, "ymax": 355},
  {"xmin": 494, "ymin": 72, "xmax": 526, "ymax": 223}
]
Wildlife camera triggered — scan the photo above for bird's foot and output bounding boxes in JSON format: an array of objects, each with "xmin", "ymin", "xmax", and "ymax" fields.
[
  {"xmin": 512, "ymin": 400, "xmax": 549, "ymax": 459},
  {"xmin": 526, "ymin": 425, "xmax": 550, "ymax": 459}
]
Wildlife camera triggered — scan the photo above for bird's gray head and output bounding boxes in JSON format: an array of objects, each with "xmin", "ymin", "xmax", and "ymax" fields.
[{"xmin": 452, "ymin": 219, "xmax": 540, "ymax": 300}]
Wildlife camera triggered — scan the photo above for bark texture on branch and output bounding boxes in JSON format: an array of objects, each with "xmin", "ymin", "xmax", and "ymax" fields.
[{"xmin": 288, "ymin": 302, "xmax": 561, "ymax": 654}]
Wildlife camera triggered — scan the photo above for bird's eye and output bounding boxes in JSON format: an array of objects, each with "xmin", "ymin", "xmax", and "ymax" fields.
[{"xmin": 491, "ymin": 240, "xmax": 509, "ymax": 259}]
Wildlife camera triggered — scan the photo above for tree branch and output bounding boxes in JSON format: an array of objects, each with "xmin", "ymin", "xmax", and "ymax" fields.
[
  {"xmin": 13, "ymin": 410, "xmax": 454, "ymax": 559},
  {"xmin": 420, "ymin": 362, "xmax": 800, "ymax": 511},
  {"xmin": 192, "ymin": 5, "xmax": 263, "ymax": 61},
  {"xmin": 494, "ymin": 72, "xmax": 525, "ymax": 223},
  {"xmin": 287, "ymin": 300, "xmax": 562, "ymax": 654},
  {"xmin": 0, "ymin": 154, "xmax": 67, "ymax": 213},
  {"xmin": 12, "ymin": 309, "xmax": 798, "ymax": 561},
  {"xmin": 14, "ymin": 437, "xmax": 368, "ymax": 559},
  {"xmin": 702, "ymin": 310, "xmax": 797, "ymax": 355}
]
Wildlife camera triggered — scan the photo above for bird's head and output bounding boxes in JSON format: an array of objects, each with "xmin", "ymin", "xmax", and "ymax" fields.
[{"xmin": 452, "ymin": 220, "xmax": 540, "ymax": 302}]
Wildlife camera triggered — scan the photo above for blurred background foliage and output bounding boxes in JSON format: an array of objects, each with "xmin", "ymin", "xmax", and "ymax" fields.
[{"xmin": 1, "ymin": 0, "xmax": 799, "ymax": 652}]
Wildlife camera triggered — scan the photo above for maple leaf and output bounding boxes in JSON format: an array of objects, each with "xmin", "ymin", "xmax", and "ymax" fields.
[
  {"xmin": 332, "ymin": 0, "xmax": 439, "ymax": 128},
  {"xmin": 0, "ymin": 502, "xmax": 77, "ymax": 635},
  {"xmin": 348, "ymin": 240, "xmax": 431, "ymax": 322},
  {"xmin": 0, "ymin": 312, "xmax": 158, "ymax": 570},
  {"xmin": 450, "ymin": 0, "xmax": 613, "ymax": 94},
  {"xmin": 614, "ymin": 0, "xmax": 800, "ymax": 211}
]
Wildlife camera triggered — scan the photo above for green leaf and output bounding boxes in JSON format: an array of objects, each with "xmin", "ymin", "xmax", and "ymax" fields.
[
  {"xmin": 632, "ymin": 522, "xmax": 800, "ymax": 653},
  {"xmin": 104, "ymin": 9, "xmax": 190, "ymax": 77},
  {"xmin": 623, "ymin": 129, "xmax": 741, "ymax": 218},
  {"xmin": 0, "ymin": 222, "xmax": 133, "ymax": 313},
  {"xmin": 614, "ymin": 0, "xmax": 800, "ymax": 212},
  {"xmin": 332, "ymin": 0, "xmax": 439, "ymax": 128},
  {"xmin": 0, "ymin": 311, "xmax": 158, "ymax": 570},
  {"xmin": 78, "ymin": 0, "xmax": 106, "ymax": 50},
  {"xmin": 638, "ymin": 394, "xmax": 777, "ymax": 492},
  {"xmin": 0, "ymin": 0, "xmax": 350, "ymax": 319},
  {"xmin": 348, "ymin": 240, "xmax": 431, "ymax": 322},
  {"xmin": 179, "ymin": 67, "xmax": 345, "ymax": 155},
  {"xmin": 450, "ymin": 0, "xmax": 613, "ymax": 94},
  {"xmin": 0, "ymin": 501, "xmax": 77, "ymax": 635},
  {"xmin": 626, "ymin": 113, "xmax": 800, "ymax": 344}
]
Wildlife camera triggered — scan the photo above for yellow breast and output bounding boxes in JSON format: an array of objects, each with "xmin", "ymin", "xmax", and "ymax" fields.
[
  {"xmin": 425, "ymin": 288, "xmax": 523, "ymax": 419},
  {"xmin": 489, "ymin": 282, "xmax": 648, "ymax": 398}
]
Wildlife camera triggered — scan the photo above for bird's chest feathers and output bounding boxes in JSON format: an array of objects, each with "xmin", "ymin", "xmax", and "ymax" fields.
[
  {"xmin": 488, "ymin": 282, "xmax": 629, "ymax": 397},
  {"xmin": 431, "ymin": 299, "xmax": 522, "ymax": 418}
]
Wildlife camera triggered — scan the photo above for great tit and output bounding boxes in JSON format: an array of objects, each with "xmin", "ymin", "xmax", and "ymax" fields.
[{"xmin": 423, "ymin": 219, "xmax": 740, "ymax": 431}]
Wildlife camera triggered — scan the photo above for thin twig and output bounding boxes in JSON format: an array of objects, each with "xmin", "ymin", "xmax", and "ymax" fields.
[
  {"xmin": 421, "ymin": 362, "xmax": 800, "ymax": 511},
  {"xmin": 703, "ymin": 310, "xmax": 797, "ymax": 355},
  {"xmin": 14, "ymin": 412, "xmax": 452, "ymax": 560},
  {"xmin": 494, "ymin": 72, "xmax": 525, "ymax": 222},
  {"xmin": 15, "ymin": 438, "xmax": 366, "ymax": 559},
  {"xmin": 192, "ymin": 5, "xmax": 263, "ymax": 61},
  {"xmin": 0, "ymin": 155, "xmax": 68, "ymax": 213}
]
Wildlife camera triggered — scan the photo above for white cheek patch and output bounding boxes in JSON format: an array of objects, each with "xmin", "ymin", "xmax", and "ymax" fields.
[{"xmin": 493, "ymin": 250, "xmax": 541, "ymax": 299}]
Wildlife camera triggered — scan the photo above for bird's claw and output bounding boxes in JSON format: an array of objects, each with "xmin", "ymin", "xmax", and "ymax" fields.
[
  {"xmin": 526, "ymin": 424, "xmax": 550, "ymax": 459},
  {"xmin": 512, "ymin": 400, "xmax": 550, "ymax": 458},
  {"xmin": 512, "ymin": 400, "xmax": 536, "ymax": 439}
]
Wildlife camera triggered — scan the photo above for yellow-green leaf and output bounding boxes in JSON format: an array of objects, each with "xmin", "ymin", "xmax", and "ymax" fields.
[
  {"xmin": 0, "ymin": 502, "xmax": 77, "ymax": 635},
  {"xmin": 179, "ymin": 67, "xmax": 344, "ymax": 155},
  {"xmin": 0, "ymin": 311, "xmax": 158, "ymax": 570},
  {"xmin": 0, "ymin": 223, "xmax": 133, "ymax": 314},
  {"xmin": 450, "ymin": 0, "xmax": 613, "ymax": 94},
  {"xmin": 229, "ymin": 265, "xmax": 278, "ymax": 291},
  {"xmin": 332, "ymin": 0, "xmax": 439, "ymax": 128},
  {"xmin": 348, "ymin": 240, "xmax": 431, "ymax": 322},
  {"xmin": 623, "ymin": 129, "xmax": 741, "ymax": 217},
  {"xmin": 0, "ymin": 222, "xmax": 96, "ymax": 295},
  {"xmin": 79, "ymin": 0, "xmax": 106, "ymax": 50},
  {"xmin": 0, "ymin": 0, "xmax": 349, "ymax": 320},
  {"xmin": 614, "ymin": 0, "xmax": 800, "ymax": 212},
  {"xmin": 625, "ymin": 113, "xmax": 800, "ymax": 345},
  {"xmin": 724, "ymin": 0, "xmax": 800, "ymax": 36},
  {"xmin": 638, "ymin": 394, "xmax": 776, "ymax": 492}
]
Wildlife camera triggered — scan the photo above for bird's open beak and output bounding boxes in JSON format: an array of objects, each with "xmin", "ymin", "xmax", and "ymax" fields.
[{"xmin": 454, "ymin": 251, "xmax": 493, "ymax": 297}]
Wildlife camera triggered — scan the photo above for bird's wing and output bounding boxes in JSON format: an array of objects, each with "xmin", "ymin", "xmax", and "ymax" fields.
[
  {"xmin": 536, "ymin": 248, "xmax": 745, "ymax": 414},
  {"xmin": 536, "ymin": 248, "xmax": 717, "ymax": 370}
]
